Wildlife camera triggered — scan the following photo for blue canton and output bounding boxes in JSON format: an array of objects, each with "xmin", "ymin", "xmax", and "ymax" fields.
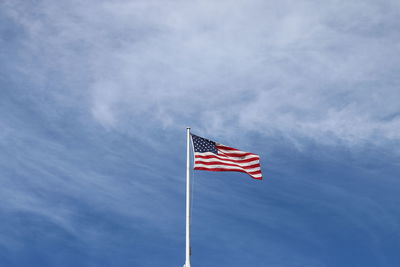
[{"xmin": 191, "ymin": 134, "xmax": 218, "ymax": 154}]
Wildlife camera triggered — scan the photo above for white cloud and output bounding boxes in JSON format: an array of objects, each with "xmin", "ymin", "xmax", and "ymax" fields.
[{"xmin": 4, "ymin": 0, "xmax": 400, "ymax": 146}]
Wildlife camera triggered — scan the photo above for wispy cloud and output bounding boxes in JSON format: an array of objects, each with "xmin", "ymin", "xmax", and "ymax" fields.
[{"xmin": 3, "ymin": 0, "xmax": 400, "ymax": 146}]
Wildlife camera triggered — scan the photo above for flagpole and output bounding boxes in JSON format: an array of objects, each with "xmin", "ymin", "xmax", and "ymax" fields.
[{"xmin": 184, "ymin": 127, "xmax": 191, "ymax": 267}]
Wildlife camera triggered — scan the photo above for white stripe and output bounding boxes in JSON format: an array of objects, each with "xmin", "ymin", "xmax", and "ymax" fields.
[
  {"xmin": 195, "ymin": 152, "xmax": 259, "ymax": 161},
  {"xmin": 194, "ymin": 163, "xmax": 261, "ymax": 173},
  {"xmin": 195, "ymin": 157, "xmax": 260, "ymax": 167}
]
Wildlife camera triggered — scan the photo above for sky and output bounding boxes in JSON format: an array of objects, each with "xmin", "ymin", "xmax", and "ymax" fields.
[{"xmin": 1, "ymin": 0, "xmax": 400, "ymax": 266}]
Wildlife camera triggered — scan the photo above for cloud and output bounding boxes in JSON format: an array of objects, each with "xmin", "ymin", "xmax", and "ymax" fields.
[{"xmin": 4, "ymin": 0, "xmax": 400, "ymax": 146}]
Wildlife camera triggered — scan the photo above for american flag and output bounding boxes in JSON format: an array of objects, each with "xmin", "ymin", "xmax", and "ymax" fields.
[{"xmin": 191, "ymin": 134, "xmax": 262, "ymax": 180}]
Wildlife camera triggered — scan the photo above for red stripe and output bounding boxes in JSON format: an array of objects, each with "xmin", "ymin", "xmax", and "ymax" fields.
[
  {"xmin": 194, "ymin": 167, "xmax": 262, "ymax": 180},
  {"xmin": 194, "ymin": 166, "xmax": 262, "ymax": 175},
  {"xmin": 217, "ymin": 151, "xmax": 256, "ymax": 157},
  {"xmin": 194, "ymin": 154, "xmax": 259, "ymax": 163},
  {"xmin": 215, "ymin": 145, "xmax": 239, "ymax": 151},
  {"xmin": 195, "ymin": 161, "xmax": 260, "ymax": 170}
]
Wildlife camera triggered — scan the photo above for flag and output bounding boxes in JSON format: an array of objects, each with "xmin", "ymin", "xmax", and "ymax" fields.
[{"xmin": 191, "ymin": 134, "xmax": 262, "ymax": 180}]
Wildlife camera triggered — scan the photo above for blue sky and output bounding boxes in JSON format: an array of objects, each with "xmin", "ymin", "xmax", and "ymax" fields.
[{"xmin": 1, "ymin": 0, "xmax": 400, "ymax": 266}]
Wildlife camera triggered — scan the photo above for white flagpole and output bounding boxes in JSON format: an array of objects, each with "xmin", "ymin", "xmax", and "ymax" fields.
[{"xmin": 184, "ymin": 127, "xmax": 192, "ymax": 267}]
